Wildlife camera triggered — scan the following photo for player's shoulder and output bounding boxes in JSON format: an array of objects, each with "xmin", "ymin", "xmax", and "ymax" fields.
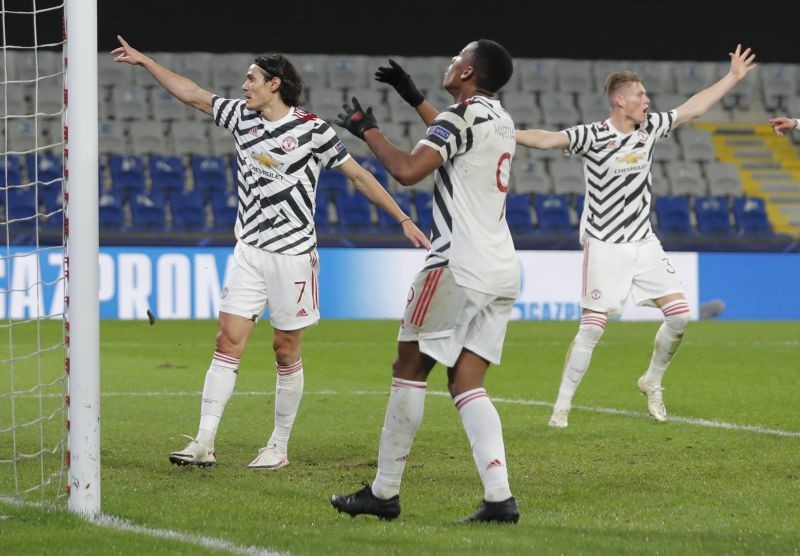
[{"xmin": 293, "ymin": 107, "xmax": 319, "ymax": 122}]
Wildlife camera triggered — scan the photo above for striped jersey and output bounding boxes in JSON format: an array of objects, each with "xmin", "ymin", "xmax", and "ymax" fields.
[
  {"xmin": 212, "ymin": 96, "xmax": 350, "ymax": 255},
  {"xmin": 564, "ymin": 110, "xmax": 676, "ymax": 244},
  {"xmin": 418, "ymin": 96, "xmax": 519, "ymax": 298}
]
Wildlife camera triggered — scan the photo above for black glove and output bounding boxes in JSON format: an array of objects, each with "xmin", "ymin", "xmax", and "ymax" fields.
[
  {"xmin": 335, "ymin": 97, "xmax": 379, "ymax": 140},
  {"xmin": 375, "ymin": 59, "xmax": 425, "ymax": 108}
]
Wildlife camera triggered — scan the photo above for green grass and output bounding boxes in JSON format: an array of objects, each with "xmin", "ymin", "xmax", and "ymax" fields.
[{"xmin": 2, "ymin": 319, "xmax": 800, "ymax": 554}]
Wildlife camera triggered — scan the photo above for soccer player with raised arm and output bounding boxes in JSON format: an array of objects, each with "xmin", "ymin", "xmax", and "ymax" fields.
[
  {"xmin": 112, "ymin": 36, "xmax": 429, "ymax": 470},
  {"xmin": 516, "ymin": 44, "xmax": 757, "ymax": 428},
  {"xmin": 330, "ymin": 39, "xmax": 521, "ymax": 524}
]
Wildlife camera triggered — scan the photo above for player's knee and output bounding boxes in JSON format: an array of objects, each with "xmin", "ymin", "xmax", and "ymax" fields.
[
  {"xmin": 664, "ymin": 311, "xmax": 690, "ymax": 334},
  {"xmin": 215, "ymin": 329, "xmax": 246, "ymax": 358},
  {"xmin": 575, "ymin": 314, "xmax": 607, "ymax": 347}
]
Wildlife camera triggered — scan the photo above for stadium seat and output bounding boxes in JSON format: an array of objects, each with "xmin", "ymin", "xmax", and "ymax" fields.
[
  {"xmin": 650, "ymin": 92, "xmax": 686, "ymax": 113},
  {"xmin": 152, "ymin": 88, "xmax": 190, "ymax": 121},
  {"xmin": 169, "ymin": 190, "xmax": 207, "ymax": 231},
  {"xmin": 98, "ymin": 120, "xmax": 127, "ymax": 154},
  {"xmin": 575, "ymin": 193, "xmax": 585, "ymax": 221},
  {"xmin": 5, "ymin": 118, "xmax": 43, "ymax": 154},
  {"xmin": 191, "ymin": 155, "xmax": 229, "ymax": 199},
  {"xmin": 211, "ymin": 52, "xmax": 251, "ymax": 95},
  {"xmin": 109, "ymin": 84, "xmax": 149, "ymax": 120},
  {"xmin": 36, "ymin": 78, "xmax": 63, "ymax": 117},
  {"xmin": 733, "ymin": 196, "xmax": 773, "ymax": 236},
  {"xmin": 511, "ymin": 159, "xmax": 552, "ymax": 195},
  {"xmin": 4, "ymin": 184, "xmax": 39, "ymax": 230},
  {"xmin": 210, "ymin": 190, "xmax": 238, "ymax": 231},
  {"xmin": 413, "ymin": 191, "xmax": 433, "ymax": 235},
  {"xmin": 149, "ymin": 155, "xmax": 186, "ymax": 198},
  {"xmin": 557, "ymin": 60, "xmax": 593, "ymax": 94},
  {"xmin": 517, "ymin": 58, "xmax": 557, "ymax": 93},
  {"xmin": 2, "ymin": 82, "xmax": 28, "ymax": 117},
  {"xmin": 576, "ymin": 92, "xmax": 609, "ymax": 123},
  {"xmin": 171, "ymin": 52, "xmax": 213, "ymax": 89},
  {"xmin": 98, "ymin": 54, "xmax": 135, "ymax": 88},
  {"xmin": 130, "ymin": 193, "xmax": 166, "ymax": 231},
  {"xmin": 550, "ymin": 157, "xmax": 586, "ymax": 195},
  {"xmin": 630, "ymin": 61, "xmax": 675, "ymax": 95},
  {"xmin": 678, "ymin": 127, "xmax": 716, "ymax": 163},
  {"xmin": 129, "ymin": 120, "xmax": 169, "ymax": 155},
  {"xmin": 0, "ymin": 155, "xmax": 23, "ymax": 187},
  {"xmin": 327, "ymin": 54, "xmax": 369, "ymax": 90},
  {"xmin": 760, "ymin": 64, "xmax": 796, "ymax": 112},
  {"xmin": 665, "ymin": 160, "xmax": 707, "ymax": 196},
  {"xmin": 314, "ymin": 198, "xmax": 334, "ymax": 233},
  {"xmin": 292, "ymin": 54, "xmax": 328, "ymax": 92},
  {"xmin": 171, "ymin": 121, "xmax": 211, "ymax": 156},
  {"xmin": 535, "ymin": 193, "xmax": 572, "ymax": 234},
  {"xmin": 706, "ymin": 162, "xmax": 744, "ymax": 197},
  {"xmin": 655, "ymin": 195, "xmax": 693, "ymax": 236},
  {"xmin": 317, "ymin": 168, "xmax": 349, "ymax": 199},
  {"xmin": 695, "ymin": 195, "xmax": 732, "ymax": 236},
  {"xmin": 335, "ymin": 190, "xmax": 373, "ymax": 232},
  {"xmin": 501, "ymin": 90, "xmax": 541, "ymax": 127},
  {"xmin": 650, "ymin": 162, "xmax": 671, "ymax": 196},
  {"xmin": 505, "ymin": 193, "xmax": 534, "ymax": 234},
  {"xmin": 377, "ymin": 191, "xmax": 412, "ymax": 232},
  {"xmin": 308, "ymin": 86, "xmax": 344, "ymax": 123},
  {"xmin": 210, "ymin": 125, "xmax": 234, "ymax": 157},
  {"xmin": 108, "ymin": 154, "xmax": 146, "ymax": 200},
  {"xmin": 26, "ymin": 153, "xmax": 63, "ymax": 210},
  {"xmin": 539, "ymin": 92, "xmax": 580, "ymax": 129},
  {"xmin": 354, "ymin": 155, "xmax": 389, "ymax": 188},
  {"xmin": 404, "ymin": 57, "xmax": 449, "ymax": 94},
  {"xmin": 674, "ymin": 61, "xmax": 714, "ymax": 96}
]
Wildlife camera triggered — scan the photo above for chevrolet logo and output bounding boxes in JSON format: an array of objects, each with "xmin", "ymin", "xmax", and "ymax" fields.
[
  {"xmin": 253, "ymin": 153, "xmax": 279, "ymax": 167},
  {"xmin": 616, "ymin": 152, "xmax": 644, "ymax": 164}
]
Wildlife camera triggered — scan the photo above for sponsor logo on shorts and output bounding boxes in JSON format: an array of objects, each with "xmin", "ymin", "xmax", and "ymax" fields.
[
  {"xmin": 296, "ymin": 308, "xmax": 308, "ymax": 317},
  {"xmin": 591, "ymin": 289, "xmax": 601, "ymax": 300}
]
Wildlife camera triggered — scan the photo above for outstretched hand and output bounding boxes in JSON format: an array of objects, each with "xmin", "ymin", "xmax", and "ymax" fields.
[
  {"xmin": 728, "ymin": 44, "xmax": 757, "ymax": 80},
  {"xmin": 375, "ymin": 59, "xmax": 425, "ymax": 108},
  {"xmin": 335, "ymin": 97, "xmax": 379, "ymax": 140},
  {"xmin": 111, "ymin": 35, "xmax": 147, "ymax": 66},
  {"xmin": 401, "ymin": 219, "xmax": 431, "ymax": 249},
  {"xmin": 768, "ymin": 116, "xmax": 798, "ymax": 137}
]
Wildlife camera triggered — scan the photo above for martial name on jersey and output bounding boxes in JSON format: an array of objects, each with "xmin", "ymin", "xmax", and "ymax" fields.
[
  {"xmin": 564, "ymin": 110, "xmax": 675, "ymax": 244},
  {"xmin": 212, "ymin": 96, "xmax": 349, "ymax": 255}
]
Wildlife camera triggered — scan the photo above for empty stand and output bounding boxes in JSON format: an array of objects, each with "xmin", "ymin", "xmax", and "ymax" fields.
[
  {"xmin": 550, "ymin": 157, "xmax": 586, "ymax": 195},
  {"xmin": 665, "ymin": 160, "xmax": 707, "ymax": 196},
  {"xmin": 655, "ymin": 195, "xmax": 693, "ymax": 236},
  {"xmin": 695, "ymin": 195, "xmax": 732, "ymax": 235},
  {"xmin": 505, "ymin": 193, "xmax": 534, "ymax": 234},
  {"xmin": 535, "ymin": 193, "xmax": 572, "ymax": 233},
  {"xmin": 511, "ymin": 159, "xmax": 552, "ymax": 195},
  {"xmin": 733, "ymin": 196, "xmax": 772, "ymax": 235},
  {"xmin": 706, "ymin": 162, "xmax": 744, "ymax": 197}
]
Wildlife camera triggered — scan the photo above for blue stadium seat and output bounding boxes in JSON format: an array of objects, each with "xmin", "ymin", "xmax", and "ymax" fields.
[
  {"xmin": 191, "ymin": 155, "xmax": 228, "ymax": 199},
  {"xmin": 0, "ymin": 155, "xmax": 23, "ymax": 187},
  {"xmin": 317, "ymin": 168, "xmax": 349, "ymax": 199},
  {"xmin": 535, "ymin": 193, "xmax": 572, "ymax": 233},
  {"xmin": 355, "ymin": 155, "xmax": 389, "ymax": 188},
  {"xmin": 733, "ymin": 196, "xmax": 773, "ymax": 236},
  {"xmin": 150, "ymin": 155, "xmax": 186, "ymax": 199},
  {"xmin": 377, "ymin": 191, "xmax": 412, "ymax": 231},
  {"xmin": 335, "ymin": 190, "xmax": 373, "ymax": 232},
  {"xmin": 108, "ymin": 154, "xmax": 146, "ymax": 200},
  {"xmin": 413, "ymin": 191, "xmax": 433, "ymax": 236},
  {"xmin": 210, "ymin": 190, "xmax": 238, "ymax": 231},
  {"xmin": 170, "ymin": 190, "xmax": 207, "ymax": 231},
  {"xmin": 130, "ymin": 193, "xmax": 166, "ymax": 231},
  {"xmin": 695, "ymin": 195, "xmax": 733, "ymax": 236},
  {"xmin": 26, "ymin": 153, "xmax": 63, "ymax": 212},
  {"xmin": 314, "ymin": 199, "xmax": 333, "ymax": 233},
  {"xmin": 655, "ymin": 195, "xmax": 693, "ymax": 236},
  {"xmin": 575, "ymin": 194, "xmax": 585, "ymax": 221},
  {"xmin": 505, "ymin": 193, "xmax": 534, "ymax": 234},
  {"xmin": 4, "ymin": 185, "xmax": 39, "ymax": 230},
  {"xmin": 99, "ymin": 192, "xmax": 125, "ymax": 231}
]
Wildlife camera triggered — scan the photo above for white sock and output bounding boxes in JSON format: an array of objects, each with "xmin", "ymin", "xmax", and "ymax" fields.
[
  {"xmin": 554, "ymin": 313, "xmax": 607, "ymax": 410},
  {"xmin": 371, "ymin": 377, "xmax": 426, "ymax": 500},
  {"xmin": 196, "ymin": 351, "xmax": 239, "ymax": 449},
  {"xmin": 267, "ymin": 360, "xmax": 304, "ymax": 452},
  {"xmin": 644, "ymin": 299, "xmax": 690, "ymax": 386},
  {"xmin": 454, "ymin": 388, "xmax": 512, "ymax": 502}
]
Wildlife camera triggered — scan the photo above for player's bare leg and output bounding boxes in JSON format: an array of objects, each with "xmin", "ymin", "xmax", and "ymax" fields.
[{"xmin": 638, "ymin": 293, "xmax": 690, "ymax": 422}]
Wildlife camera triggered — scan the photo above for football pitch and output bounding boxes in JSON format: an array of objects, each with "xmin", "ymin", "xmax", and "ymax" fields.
[{"xmin": 2, "ymin": 319, "xmax": 799, "ymax": 555}]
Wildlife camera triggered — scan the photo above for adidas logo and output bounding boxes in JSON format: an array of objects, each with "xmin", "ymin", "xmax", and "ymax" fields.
[
  {"xmin": 486, "ymin": 458, "xmax": 504, "ymax": 470},
  {"xmin": 296, "ymin": 308, "xmax": 308, "ymax": 317}
]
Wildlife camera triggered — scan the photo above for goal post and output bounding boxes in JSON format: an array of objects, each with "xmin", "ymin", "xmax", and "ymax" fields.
[{"xmin": 65, "ymin": 0, "xmax": 100, "ymax": 516}]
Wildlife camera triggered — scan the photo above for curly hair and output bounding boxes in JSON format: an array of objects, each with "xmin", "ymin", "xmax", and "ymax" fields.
[{"xmin": 253, "ymin": 54, "xmax": 306, "ymax": 106}]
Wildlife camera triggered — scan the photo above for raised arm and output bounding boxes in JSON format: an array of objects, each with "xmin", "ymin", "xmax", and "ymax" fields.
[
  {"xmin": 375, "ymin": 59, "xmax": 439, "ymax": 126},
  {"xmin": 112, "ymin": 35, "xmax": 214, "ymax": 116},
  {"xmin": 768, "ymin": 116, "xmax": 800, "ymax": 137},
  {"xmin": 672, "ymin": 44, "xmax": 757, "ymax": 127},
  {"xmin": 515, "ymin": 129, "xmax": 570, "ymax": 150},
  {"xmin": 336, "ymin": 157, "xmax": 431, "ymax": 249},
  {"xmin": 336, "ymin": 97, "xmax": 445, "ymax": 186}
]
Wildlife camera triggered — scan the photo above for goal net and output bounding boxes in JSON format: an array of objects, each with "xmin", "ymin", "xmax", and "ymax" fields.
[{"xmin": 1, "ymin": 0, "xmax": 99, "ymax": 514}]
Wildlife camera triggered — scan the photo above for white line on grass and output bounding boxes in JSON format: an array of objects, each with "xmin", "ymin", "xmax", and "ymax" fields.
[
  {"xmin": 0, "ymin": 496, "xmax": 287, "ymax": 556},
  {"xmin": 16, "ymin": 390, "xmax": 800, "ymax": 438}
]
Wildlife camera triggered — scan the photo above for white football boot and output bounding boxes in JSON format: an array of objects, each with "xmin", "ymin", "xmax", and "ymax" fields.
[
  {"xmin": 248, "ymin": 443, "xmax": 288, "ymax": 470},
  {"xmin": 637, "ymin": 375, "xmax": 667, "ymax": 422},
  {"xmin": 169, "ymin": 435, "xmax": 216, "ymax": 467},
  {"xmin": 548, "ymin": 408, "xmax": 570, "ymax": 428}
]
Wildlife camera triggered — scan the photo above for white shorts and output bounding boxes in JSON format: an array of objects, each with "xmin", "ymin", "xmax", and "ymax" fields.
[
  {"xmin": 219, "ymin": 240, "xmax": 320, "ymax": 330},
  {"xmin": 581, "ymin": 236, "xmax": 684, "ymax": 317},
  {"xmin": 397, "ymin": 266, "xmax": 514, "ymax": 367}
]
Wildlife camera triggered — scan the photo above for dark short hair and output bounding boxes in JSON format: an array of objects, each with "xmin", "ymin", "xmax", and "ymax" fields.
[
  {"xmin": 468, "ymin": 39, "xmax": 513, "ymax": 93},
  {"xmin": 253, "ymin": 53, "xmax": 305, "ymax": 106},
  {"xmin": 604, "ymin": 70, "xmax": 642, "ymax": 100}
]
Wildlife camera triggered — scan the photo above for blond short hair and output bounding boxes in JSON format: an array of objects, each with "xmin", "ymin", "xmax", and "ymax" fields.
[{"xmin": 603, "ymin": 70, "xmax": 642, "ymax": 100}]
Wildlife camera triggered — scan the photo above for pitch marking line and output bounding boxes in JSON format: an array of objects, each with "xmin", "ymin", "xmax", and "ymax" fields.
[
  {"xmin": 92, "ymin": 389, "xmax": 800, "ymax": 439},
  {"xmin": 0, "ymin": 497, "xmax": 286, "ymax": 556}
]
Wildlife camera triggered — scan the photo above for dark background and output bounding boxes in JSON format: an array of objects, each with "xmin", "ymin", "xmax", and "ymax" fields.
[{"xmin": 3, "ymin": 0, "xmax": 798, "ymax": 62}]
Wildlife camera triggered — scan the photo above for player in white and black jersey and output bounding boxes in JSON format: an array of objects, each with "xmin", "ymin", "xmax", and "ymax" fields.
[
  {"xmin": 516, "ymin": 44, "xmax": 757, "ymax": 428},
  {"xmin": 112, "ymin": 37, "xmax": 429, "ymax": 470},
  {"xmin": 330, "ymin": 40, "xmax": 520, "ymax": 524}
]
